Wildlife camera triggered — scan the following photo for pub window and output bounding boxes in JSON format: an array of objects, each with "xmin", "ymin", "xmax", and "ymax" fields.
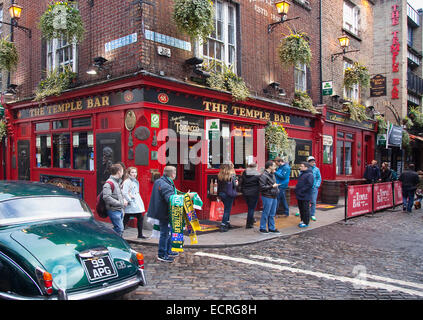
[
  {"xmin": 52, "ymin": 119, "xmax": 69, "ymax": 130},
  {"xmin": 233, "ymin": 125, "xmax": 253, "ymax": 169},
  {"xmin": 73, "ymin": 131, "xmax": 94, "ymax": 171},
  {"xmin": 336, "ymin": 131, "xmax": 354, "ymax": 175},
  {"xmin": 72, "ymin": 117, "xmax": 91, "ymax": 128},
  {"xmin": 53, "ymin": 133, "xmax": 71, "ymax": 169},
  {"xmin": 36, "ymin": 135, "xmax": 51, "ymax": 168},
  {"xmin": 35, "ymin": 122, "xmax": 50, "ymax": 131},
  {"xmin": 47, "ymin": 38, "xmax": 77, "ymax": 73},
  {"xmin": 294, "ymin": 63, "xmax": 307, "ymax": 92},
  {"xmin": 208, "ymin": 122, "xmax": 231, "ymax": 169}
]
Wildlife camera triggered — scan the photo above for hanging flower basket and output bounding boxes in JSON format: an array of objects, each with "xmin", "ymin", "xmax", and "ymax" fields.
[
  {"xmin": 343, "ymin": 62, "xmax": 370, "ymax": 89},
  {"xmin": 408, "ymin": 106, "xmax": 423, "ymax": 128},
  {"xmin": 0, "ymin": 119, "xmax": 7, "ymax": 141},
  {"xmin": 34, "ymin": 66, "xmax": 77, "ymax": 101},
  {"xmin": 291, "ymin": 90, "xmax": 318, "ymax": 114},
  {"xmin": 0, "ymin": 38, "xmax": 18, "ymax": 72},
  {"xmin": 39, "ymin": 1, "xmax": 85, "ymax": 43},
  {"xmin": 278, "ymin": 31, "xmax": 312, "ymax": 68},
  {"xmin": 173, "ymin": 0, "xmax": 215, "ymax": 42},
  {"xmin": 205, "ymin": 61, "xmax": 250, "ymax": 102},
  {"xmin": 344, "ymin": 101, "xmax": 367, "ymax": 122},
  {"xmin": 265, "ymin": 122, "xmax": 290, "ymax": 156},
  {"xmin": 375, "ymin": 114, "xmax": 387, "ymax": 134}
]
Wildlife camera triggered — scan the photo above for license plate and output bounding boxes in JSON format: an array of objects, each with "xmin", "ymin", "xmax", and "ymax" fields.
[{"xmin": 81, "ymin": 255, "xmax": 118, "ymax": 283}]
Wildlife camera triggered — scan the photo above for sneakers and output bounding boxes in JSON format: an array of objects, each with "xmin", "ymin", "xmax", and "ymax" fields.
[
  {"xmin": 220, "ymin": 224, "xmax": 229, "ymax": 232},
  {"xmin": 168, "ymin": 252, "xmax": 179, "ymax": 257},
  {"xmin": 295, "ymin": 212, "xmax": 300, "ymax": 217},
  {"xmin": 311, "ymin": 216, "xmax": 316, "ymax": 221},
  {"xmin": 259, "ymin": 229, "xmax": 269, "ymax": 234},
  {"xmin": 157, "ymin": 255, "xmax": 174, "ymax": 263},
  {"xmin": 298, "ymin": 223, "xmax": 309, "ymax": 228},
  {"xmin": 269, "ymin": 229, "xmax": 281, "ymax": 234}
]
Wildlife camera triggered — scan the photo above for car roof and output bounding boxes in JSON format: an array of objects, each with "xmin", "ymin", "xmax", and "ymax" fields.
[{"xmin": 0, "ymin": 180, "xmax": 76, "ymax": 201}]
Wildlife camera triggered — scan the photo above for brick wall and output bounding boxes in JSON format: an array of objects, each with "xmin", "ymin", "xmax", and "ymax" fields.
[{"xmin": 9, "ymin": 0, "xmax": 320, "ymax": 107}]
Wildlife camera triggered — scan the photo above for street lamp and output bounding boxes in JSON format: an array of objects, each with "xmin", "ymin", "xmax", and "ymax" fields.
[
  {"xmin": 268, "ymin": 1, "xmax": 300, "ymax": 34},
  {"xmin": 331, "ymin": 35, "xmax": 359, "ymax": 62},
  {"xmin": 1, "ymin": 2, "xmax": 32, "ymax": 38},
  {"xmin": 9, "ymin": 4, "xmax": 23, "ymax": 19}
]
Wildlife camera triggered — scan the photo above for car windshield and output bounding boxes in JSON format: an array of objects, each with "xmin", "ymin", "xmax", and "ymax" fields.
[{"xmin": 0, "ymin": 196, "xmax": 92, "ymax": 226}]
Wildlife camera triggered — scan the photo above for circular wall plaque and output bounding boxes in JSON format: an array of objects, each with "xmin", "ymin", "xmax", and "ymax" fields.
[{"xmin": 125, "ymin": 110, "xmax": 136, "ymax": 131}]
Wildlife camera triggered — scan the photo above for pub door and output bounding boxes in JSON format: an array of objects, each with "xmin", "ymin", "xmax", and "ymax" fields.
[{"xmin": 17, "ymin": 140, "xmax": 30, "ymax": 180}]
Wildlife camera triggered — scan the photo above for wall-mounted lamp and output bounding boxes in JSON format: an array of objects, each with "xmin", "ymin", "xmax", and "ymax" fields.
[
  {"xmin": 278, "ymin": 88, "xmax": 286, "ymax": 96},
  {"xmin": 269, "ymin": 81, "xmax": 280, "ymax": 89},
  {"xmin": 4, "ymin": 84, "xmax": 18, "ymax": 96},
  {"xmin": 1, "ymin": 3, "xmax": 32, "ymax": 38},
  {"xmin": 331, "ymin": 35, "xmax": 359, "ymax": 62},
  {"xmin": 86, "ymin": 56, "xmax": 109, "ymax": 75},
  {"xmin": 268, "ymin": 1, "xmax": 300, "ymax": 34}
]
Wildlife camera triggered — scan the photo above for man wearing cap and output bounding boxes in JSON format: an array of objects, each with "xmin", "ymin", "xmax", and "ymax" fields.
[
  {"xmin": 307, "ymin": 155, "xmax": 321, "ymax": 221},
  {"xmin": 274, "ymin": 157, "xmax": 291, "ymax": 216}
]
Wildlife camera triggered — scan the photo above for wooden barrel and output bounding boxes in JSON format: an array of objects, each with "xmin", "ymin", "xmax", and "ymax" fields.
[{"xmin": 320, "ymin": 180, "xmax": 340, "ymax": 204}]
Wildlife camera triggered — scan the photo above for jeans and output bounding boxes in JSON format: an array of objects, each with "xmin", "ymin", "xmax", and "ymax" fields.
[
  {"xmin": 260, "ymin": 196, "xmax": 277, "ymax": 231},
  {"xmin": 277, "ymin": 188, "xmax": 289, "ymax": 216},
  {"xmin": 219, "ymin": 192, "xmax": 235, "ymax": 226},
  {"xmin": 158, "ymin": 219, "xmax": 172, "ymax": 258},
  {"xmin": 298, "ymin": 200, "xmax": 311, "ymax": 225},
  {"xmin": 310, "ymin": 187, "xmax": 319, "ymax": 217},
  {"xmin": 402, "ymin": 189, "xmax": 415, "ymax": 213},
  {"xmin": 244, "ymin": 195, "xmax": 259, "ymax": 226},
  {"xmin": 108, "ymin": 209, "xmax": 124, "ymax": 237}
]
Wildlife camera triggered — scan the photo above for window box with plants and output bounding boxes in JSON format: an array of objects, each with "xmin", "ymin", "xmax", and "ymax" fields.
[
  {"xmin": 291, "ymin": 90, "xmax": 317, "ymax": 114},
  {"xmin": 34, "ymin": 66, "xmax": 77, "ymax": 101}
]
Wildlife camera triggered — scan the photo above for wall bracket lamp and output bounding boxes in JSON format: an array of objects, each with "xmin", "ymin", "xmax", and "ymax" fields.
[
  {"xmin": 87, "ymin": 57, "xmax": 109, "ymax": 76},
  {"xmin": 331, "ymin": 35, "xmax": 359, "ymax": 62},
  {"xmin": 268, "ymin": 1, "xmax": 299, "ymax": 34},
  {"xmin": 2, "ymin": 3, "xmax": 32, "ymax": 38}
]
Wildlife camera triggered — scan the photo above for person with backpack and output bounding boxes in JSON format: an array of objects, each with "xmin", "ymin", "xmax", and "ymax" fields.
[
  {"xmin": 240, "ymin": 162, "xmax": 260, "ymax": 229},
  {"xmin": 217, "ymin": 162, "xmax": 238, "ymax": 232},
  {"xmin": 102, "ymin": 163, "xmax": 127, "ymax": 237},
  {"xmin": 122, "ymin": 167, "xmax": 146, "ymax": 239}
]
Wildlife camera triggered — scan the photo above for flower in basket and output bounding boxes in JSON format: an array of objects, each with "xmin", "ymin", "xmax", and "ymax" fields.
[
  {"xmin": 344, "ymin": 100, "xmax": 368, "ymax": 122},
  {"xmin": 291, "ymin": 90, "xmax": 318, "ymax": 114},
  {"xmin": 278, "ymin": 31, "xmax": 312, "ymax": 68},
  {"xmin": 173, "ymin": 0, "xmax": 215, "ymax": 42},
  {"xmin": 34, "ymin": 65, "xmax": 77, "ymax": 101},
  {"xmin": 343, "ymin": 62, "xmax": 370, "ymax": 89},
  {"xmin": 265, "ymin": 122, "xmax": 290, "ymax": 156},
  {"xmin": 39, "ymin": 1, "xmax": 85, "ymax": 43},
  {"xmin": 0, "ymin": 38, "xmax": 18, "ymax": 72}
]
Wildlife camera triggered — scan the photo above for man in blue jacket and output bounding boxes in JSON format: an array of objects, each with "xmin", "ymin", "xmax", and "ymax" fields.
[
  {"xmin": 274, "ymin": 157, "xmax": 291, "ymax": 216},
  {"xmin": 308, "ymin": 156, "xmax": 321, "ymax": 221},
  {"xmin": 147, "ymin": 166, "xmax": 178, "ymax": 263},
  {"xmin": 295, "ymin": 162, "xmax": 314, "ymax": 228}
]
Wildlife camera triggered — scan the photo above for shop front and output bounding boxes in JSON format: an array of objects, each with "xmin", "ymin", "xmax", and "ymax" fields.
[
  {"xmin": 319, "ymin": 106, "xmax": 377, "ymax": 204},
  {"xmin": 4, "ymin": 73, "xmax": 320, "ymax": 220}
]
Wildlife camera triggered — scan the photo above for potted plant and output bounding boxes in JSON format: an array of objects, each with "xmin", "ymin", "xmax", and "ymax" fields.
[
  {"xmin": 291, "ymin": 90, "xmax": 318, "ymax": 114},
  {"xmin": 205, "ymin": 61, "xmax": 250, "ymax": 102},
  {"xmin": 343, "ymin": 62, "xmax": 370, "ymax": 89},
  {"xmin": 0, "ymin": 38, "xmax": 18, "ymax": 72},
  {"xmin": 343, "ymin": 101, "xmax": 367, "ymax": 122},
  {"xmin": 39, "ymin": 1, "xmax": 85, "ymax": 43},
  {"xmin": 408, "ymin": 106, "xmax": 423, "ymax": 128},
  {"xmin": 278, "ymin": 31, "xmax": 312, "ymax": 68},
  {"xmin": 265, "ymin": 122, "xmax": 290, "ymax": 157},
  {"xmin": 34, "ymin": 66, "xmax": 77, "ymax": 101}
]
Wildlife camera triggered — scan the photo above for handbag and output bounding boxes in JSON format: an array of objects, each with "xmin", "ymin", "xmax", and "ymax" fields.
[{"xmin": 209, "ymin": 198, "xmax": 225, "ymax": 221}]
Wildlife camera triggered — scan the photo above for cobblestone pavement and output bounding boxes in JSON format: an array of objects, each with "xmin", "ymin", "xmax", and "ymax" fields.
[{"xmin": 127, "ymin": 208, "xmax": 423, "ymax": 300}]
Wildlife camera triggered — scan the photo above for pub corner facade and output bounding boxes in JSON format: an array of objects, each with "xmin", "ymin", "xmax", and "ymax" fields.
[{"xmin": 0, "ymin": 0, "xmax": 379, "ymax": 220}]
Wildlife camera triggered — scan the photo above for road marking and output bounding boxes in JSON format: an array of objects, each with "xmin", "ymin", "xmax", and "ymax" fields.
[
  {"xmin": 249, "ymin": 255, "xmax": 291, "ymax": 265},
  {"xmin": 195, "ymin": 252, "xmax": 423, "ymax": 297}
]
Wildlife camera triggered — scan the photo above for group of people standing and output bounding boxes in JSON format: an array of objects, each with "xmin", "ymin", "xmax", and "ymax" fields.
[{"xmin": 217, "ymin": 155, "xmax": 321, "ymax": 233}]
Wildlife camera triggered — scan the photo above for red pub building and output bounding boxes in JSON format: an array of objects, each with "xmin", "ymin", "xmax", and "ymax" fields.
[{"xmin": 0, "ymin": 0, "xmax": 376, "ymax": 221}]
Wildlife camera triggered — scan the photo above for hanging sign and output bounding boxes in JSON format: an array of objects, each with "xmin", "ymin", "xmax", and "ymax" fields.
[
  {"xmin": 322, "ymin": 81, "xmax": 333, "ymax": 96},
  {"xmin": 370, "ymin": 75, "xmax": 387, "ymax": 97}
]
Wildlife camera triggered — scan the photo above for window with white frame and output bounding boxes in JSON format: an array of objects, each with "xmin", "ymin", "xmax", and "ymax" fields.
[
  {"xmin": 201, "ymin": 1, "xmax": 237, "ymax": 72},
  {"xmin": 343, "ymin": 1, "xmax": 359, "ymax": 36},
  {"xmin": 343, "ymin": 61, "xmax": 359, "ymax": 101},
  {"xmin": 0, "ymin": 5, "xmax": 3, "ymax": 37},
  {"xmin": 47, "ymin": 38, "xmax": 77, "ymax": 73},
  {"xmin": 294, "ymin": 63, "xmax": 307, "ymax": 92}
]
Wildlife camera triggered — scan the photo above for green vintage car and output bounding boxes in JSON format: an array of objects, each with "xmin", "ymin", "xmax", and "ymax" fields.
[{"xmin": 0, "ymin": 181, "xmax": 146, "ymax": 300}]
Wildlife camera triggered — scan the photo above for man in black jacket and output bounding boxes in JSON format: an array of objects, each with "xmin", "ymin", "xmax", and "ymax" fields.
[
  {"xmin": 240, "ymin": 162, "xmax": 260, "ymax": 229},
  {"xmin": 364, "ymin": 160, "xmax": 381, "ymax": 183},
  {"xmin": 259, "ymin": 160, "xmax": 280, "ymax": 234},
  {"xmin": 399, "ymin": 163, "xmax": 420, "ymax": 213},
  {"xmin": 295, "ymin": 162, "xmax": 314, "ymax": 228}
]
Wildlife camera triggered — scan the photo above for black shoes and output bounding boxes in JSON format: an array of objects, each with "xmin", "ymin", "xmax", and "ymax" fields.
[{"xmin": 269, "ymin": 229, "xmax": 281, "ymax": 234}]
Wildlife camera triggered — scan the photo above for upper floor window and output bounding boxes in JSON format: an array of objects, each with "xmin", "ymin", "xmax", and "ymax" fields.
[
  {"xmin": 47, "ymin": 38, "xmax": 77, "ymax": 73},
  {"xmin": 201, "ymin": 1, "xmax": 237, "ymax": 73},
  {"xmin": 294, "ymin": 63, "xmax": 307, "ymax": 92},
  {"xmin": 343, "ymin": 1, "xmax": 359, "ymax": 36},
  {"xmin": 0, "ymin": 5, "xmax": 3, "ymax": 37}
]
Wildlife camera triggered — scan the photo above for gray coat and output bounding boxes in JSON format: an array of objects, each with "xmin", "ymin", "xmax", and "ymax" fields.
[
  {"xmin": 103, "ymin": 176, "xmax": 125, "ymax": 212},
  {"xmin": 122, "ymin": 177, "xmax": 145, "ymax": 214}
]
